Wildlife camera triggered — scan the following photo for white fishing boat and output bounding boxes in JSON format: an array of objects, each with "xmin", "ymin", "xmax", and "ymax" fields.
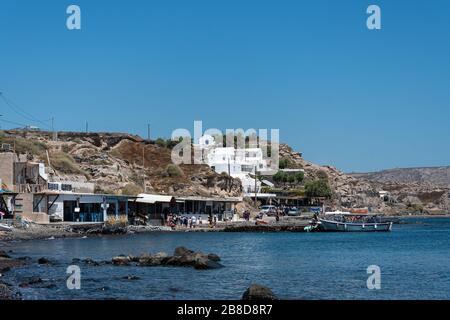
[
  {"xmin": 318, "ymin": 211, "xmax": 392, "ymax": 232},
  {"xmin": 0, "ymin": 223, "xmax": 13, "ymax": 232}
]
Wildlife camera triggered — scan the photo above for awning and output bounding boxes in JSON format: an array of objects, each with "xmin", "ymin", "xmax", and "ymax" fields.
[
  {"xmin": 261, "ymin": 179, "xmax": 274, "ymax": 187},
  {"xmin": 175, "ymin": 196, "xmax": 242, "ymax": 202},
  {"xmin": 136, "ymin": 194, "xmax": 174, "ymax": 204}
]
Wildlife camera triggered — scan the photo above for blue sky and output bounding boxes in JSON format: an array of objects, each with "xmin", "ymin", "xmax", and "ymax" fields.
[{"xmin": 1, "ymin": 0, "xmax": 449, "ymax": 172}]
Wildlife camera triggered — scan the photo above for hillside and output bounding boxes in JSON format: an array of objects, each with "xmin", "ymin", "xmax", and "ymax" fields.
[
  {"xmin": 279, "ymin": 145, "xmax": 449, "ymax": 215},
  {"xmin": 0, "ymin": 130, "xmax": 242, "ymax": 198},
  {"xmin": 1, "ymin": 130, "xmax": 449, "ymax": 215},
  {"xmin": 351, "ymin": 167, "xmax": 450, "ymax": 188}
]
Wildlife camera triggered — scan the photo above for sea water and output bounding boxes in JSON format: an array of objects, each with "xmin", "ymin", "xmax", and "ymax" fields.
[{"xmin": 1, "ymin": 217, "xmax": 450, "ymax": 300}]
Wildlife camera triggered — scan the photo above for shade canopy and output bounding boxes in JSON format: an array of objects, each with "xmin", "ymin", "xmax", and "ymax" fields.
[{"xmin": 136, "ymin": 194, "xmax": 174, "ymax": 204}]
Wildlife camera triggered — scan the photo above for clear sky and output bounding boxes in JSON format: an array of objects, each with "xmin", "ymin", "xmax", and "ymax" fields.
[{"xmin": 1, "ymin": 0, "xmax": 449, "ymax": 172}]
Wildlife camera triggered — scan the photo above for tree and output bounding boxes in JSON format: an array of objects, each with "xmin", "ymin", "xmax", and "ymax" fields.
[
  {"xmin": 279, "ymin": 157, "xmax": 290, "ymax": 169},
  {"xmin": 305, "ymin": 180, "xmax": 332, "ymax": 198},
  {"xmin": 287, "ymin": 174, "xmax": 296, "ymax": 185},
  {"xmin": 294, "ymin": 171, "xmax": 304, "ymax": 183},
  {"xmin": 155, "ymin": 138, "xmax": 166, "ymax": 148},
  {"xmin": 272, "ymin": 171, "xmax": 285, "ymax": 184}
]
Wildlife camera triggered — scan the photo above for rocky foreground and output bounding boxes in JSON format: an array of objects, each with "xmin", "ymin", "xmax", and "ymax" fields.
[
  {"xmin": 0, "ymin": 250, "xmax": 28, "ymax": 300},
  {"xmin": 105, "ymin": 246, "xmax": 223, "ymax": 270},
  {"xmin": 0, "ymin": 247, "xmax": 223, "ymax": 300},
  {"xmin": 68, "ymin": 246, "xmax": 223, "ymax": 270}
]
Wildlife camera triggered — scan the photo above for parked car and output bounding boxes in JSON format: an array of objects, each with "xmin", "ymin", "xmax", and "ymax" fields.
[
  {"xmin": 287, "ymin": 208, "xmax": 301, "ymax": 216},
  {"xmin": 260, "ymin": 205, "xmax": 277, "ymax": 216}
]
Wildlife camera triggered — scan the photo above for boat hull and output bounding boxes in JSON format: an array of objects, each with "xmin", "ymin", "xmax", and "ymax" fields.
[
  {"xmin": 318, "ymin": 219, "xmax": 392, "ymax": 232},
  {"xmin": 0, "ymin": 223, "xmax": 13, "ymax": 232}
]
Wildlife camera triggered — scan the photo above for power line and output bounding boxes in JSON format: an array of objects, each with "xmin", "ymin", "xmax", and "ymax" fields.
[
  {"xmin": 0, "ymin": 118, "xmax": 29, "ymax": 128},
  {"xmin": 0, "ymin": 93, "xmax": 52, "ymax": 130}
]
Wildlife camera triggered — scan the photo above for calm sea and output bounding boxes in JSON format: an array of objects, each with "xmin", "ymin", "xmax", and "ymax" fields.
[{"xmin": 1, "ymin": 217, "xmax": 450, "ymax": 300}]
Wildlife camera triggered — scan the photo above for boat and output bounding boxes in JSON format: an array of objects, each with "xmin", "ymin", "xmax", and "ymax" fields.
[
  {"xmin": 317, "ymin": 211, "xmax": 392, "ymax": 232},
  {"xmin": 0, "ymin": 223, "xmax": 13, "ymax": 232}
]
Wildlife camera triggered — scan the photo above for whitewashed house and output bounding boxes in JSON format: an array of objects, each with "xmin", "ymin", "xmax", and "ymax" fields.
[{"xmin": 196, "ymin": 135, "xmax": 271, "ymax": 195}]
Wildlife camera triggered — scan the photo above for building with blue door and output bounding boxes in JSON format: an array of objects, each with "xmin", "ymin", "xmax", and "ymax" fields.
[{"xmin": 32, "ymin": 191, "xmax": 135, "ymax": 223}]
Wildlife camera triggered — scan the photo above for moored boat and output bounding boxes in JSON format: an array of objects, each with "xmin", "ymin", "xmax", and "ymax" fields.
[
  {"xmin": 0, "ymin": 223, "xmax": 13, "ymax": 232},
  {"xmin": 317, "ymin": 212, "xmax": 392, "ymax": 232}
]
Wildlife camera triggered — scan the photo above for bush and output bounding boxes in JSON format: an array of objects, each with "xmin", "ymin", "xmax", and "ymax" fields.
[
  {"xmin": 155, "ymin": 138, "xmax": 166, "ymax": 148},
  {"xmin": 287, "ymin": 175, "xmax": 296, "ymax": 184},
  {"xmin": 0, "ymin": 136, "xmax": 48, "ymax": 156},
  {"xmin": 94, "ymin": 185, "xmax": 115, "ymax": 195},
  {"xmin": 317, "ymin": 170, "xmax": 328, "ymax": 181},
  {"xmin": 295, "ymin": 171, "xmax": 304, "ymax": 183},
  {"xmin": 50, "ymin": 152, "xmax": 86, "ymax": 175},
  {"xmin": 305, "ymin": 180, "xmax": 332, "ymax": 198},
  {"xmin": 166, "ymin": 164, "xmax": 184, "ymax": 177},
  {"xmin": 407, "ymin": 203, "xmax": 424, "ymax": 213},
  {"xmin": 279, "ymin": 157, "xmax": 290, "ymax": 169},
  {"xmin": 121, "ymin": 183, "xmax": 143, "ymax": 196},
  {"xmin": 273, "ymin": 170, "xmax": 304, "ymax": 186},
  {"xmin": 61, "ymin": 144, "xmax": 72, "ymax": 153}
]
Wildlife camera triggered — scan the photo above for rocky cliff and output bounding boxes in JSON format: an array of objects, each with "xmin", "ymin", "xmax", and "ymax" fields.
[
  {"xmin": 351, "ymin": 167, "xmax": 450, "ymax": 188},
  {"xmin": 278, "ymin": 144, "xmax": 449, "ymax": 215},
  {"xmin": 1, "ymin": 130, "xmax": 242, "ymax": 198}
]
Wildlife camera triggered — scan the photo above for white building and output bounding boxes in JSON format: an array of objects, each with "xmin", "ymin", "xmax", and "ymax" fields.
[{"xmin": 196, "ymin": 135, "xmax": 271, "ymax": 194}]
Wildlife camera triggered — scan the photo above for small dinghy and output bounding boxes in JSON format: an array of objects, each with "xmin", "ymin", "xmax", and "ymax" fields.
[{"xmin": 0, "ymin": 223, "xmax": 13, "ymax": 232}]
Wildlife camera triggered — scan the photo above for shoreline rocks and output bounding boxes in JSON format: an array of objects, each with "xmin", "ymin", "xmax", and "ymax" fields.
[
  {"xmin": 109, "ymin": 247, "xmax": 223, "ymax": 270},
  {"xmin": 37, "ymin": 257, "xmax": 52, "ymax": 265},
  {"xmin": 242, "ymin": 284, "xmax": 278, "ymax": 300}
]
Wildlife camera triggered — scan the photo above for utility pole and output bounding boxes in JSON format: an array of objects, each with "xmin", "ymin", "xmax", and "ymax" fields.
[
  {"xmin": 227, "ymin": 158, "xmax": 231, "ymax": 192},
  {"xmin": 85, "ymin": 121, "xmax": 88, "ymax": 133},
  {"xmin": 51, "ymin": 117, "xmax": 56, "ymax": 141},
  {"xmin": 147, "ymin": 124, "xmax": 150, "ymax": 141},
  {"xmin": 254, "ymin": 165, "xmax": 258, "ymax": 206},
  {"xmin": 142, "ymin": 145, "xmax": 146, "ymax": 192}
]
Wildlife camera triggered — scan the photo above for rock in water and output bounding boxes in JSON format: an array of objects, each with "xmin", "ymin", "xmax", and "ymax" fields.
[
  {"xmin": 0, "ymin": 251, "xmax": 11, "ymax": 259},
  {"xmin": 138, "ymin": 252, "xmax": 168, "ymax": 266},
  {"xmin": 112, "ymin": 255, "xmax": 130, "ymax": 266},
  {"xmin": 174, "ymin": 246, "xmax": 194, "ymax": 256},
  {"xmin": 207, "ymin": 253, "xmax": 221, "ymax": 262},
  {"xmin": 0, "ymin": 283, "xmax": 13, "ymax": 300},
  {"xmin": 122, "ymin": 275, "xmax": 141, "ymax": 280},
  {"xmin": 242, "ymin": 284, "xmax": 278, "ymax": 300},
  {"xmin": 19, "ymin": 277, "xmax": 43, "ymax": 288},
  {"xmin": 38, "ymin": 257, "xmax": 51, "ymax": 265}
]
